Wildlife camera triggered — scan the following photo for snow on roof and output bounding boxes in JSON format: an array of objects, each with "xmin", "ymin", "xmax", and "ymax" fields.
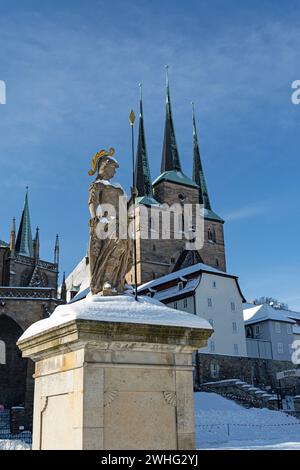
[
  {"xmin": 19, "ymin": 294, "xmax": 212, "ymax": 341},
  {"xmin": 65, "ymin": 257, "xmax": 90, "ymax": 292},
  {"xmin": 154, "ymin": 277, "xmax": 200, "ymax": 301},
  {"xmin": 244, "ymin": 304, "xmax": 296, "ymax": 325},
  {"xmin": 138, "ymin": 262, "xmax": 236, "ymax": 292}
]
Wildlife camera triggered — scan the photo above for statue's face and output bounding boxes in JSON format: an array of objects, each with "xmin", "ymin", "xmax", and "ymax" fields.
[{"xmin": 99, "ymin": 159, "xmax": 118, "ymax": 180}]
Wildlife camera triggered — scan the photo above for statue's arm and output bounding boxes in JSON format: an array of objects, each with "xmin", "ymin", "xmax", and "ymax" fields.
[{"xmin": 89, "ymin": 183, "xmax": 100, "ymax": 222}]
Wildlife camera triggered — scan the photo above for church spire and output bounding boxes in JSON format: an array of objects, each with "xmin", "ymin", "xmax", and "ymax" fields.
[
  {"xmin": 9, "ymin": 217, "xmax": 16, "ymax": 253},
  {"xmin": 15, "ymin": 188, "xmax": 34, "ymax": 257},
  {"xmin": 192, "ymin": 103, "xmax": 212, "ymax": 210},
  {"xmin": 54, "ymin": 234, "xmax": 59, "ymax": 265},
  {"xmin": 160, "ymin": 66, "xmax": 182, "ymax": 173},
  {"xmin": 33, "ymin": 227, "xmax": 40, "ymax": 260},
  {"xmin": 60, "ymin": 272, "xmax": 67, "ymax": 303},
  {"xmin": 134, "ymin": 83, "xmax": 153, "ymax": 199}
]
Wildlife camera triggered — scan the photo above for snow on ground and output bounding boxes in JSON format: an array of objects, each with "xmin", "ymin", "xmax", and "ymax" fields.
[
  {"xmin": 0, "ymin": 439, "xmax": 30, "ymax": 450},
  {"xmin": 195, "ymin": 392, "xmax": 300, "ymax": 450}
]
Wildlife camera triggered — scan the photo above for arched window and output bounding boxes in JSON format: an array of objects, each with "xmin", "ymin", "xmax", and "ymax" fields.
[
  {"xmin": 208, "ymin": 228, "xmax": 212, "ymax": 241},
  {"xmin": 0, "ymin": 340, "xmax": 6, "ymax": 365},
  {"xmin": 212, "ymin": 228, "xmax": 216, "ymax": 243}
]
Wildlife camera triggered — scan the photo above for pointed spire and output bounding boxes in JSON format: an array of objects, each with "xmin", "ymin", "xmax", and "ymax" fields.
[
  {"xmin": 9, "ymin": 217, "xmax": 16, "ymax": 253},
  {"xmin": 192, "ymin": 103, "xmax": 212, "ymax": 210},
  {"xmin": 134, "ymin": 83, "xmax": 153, "ymax": 199},
  {"xmin": 15, "ymin": 188, "xmax": 34, "ymax": 257},
  {"xmin": 160, "ymin": 66, "xmax": 181, "ymax": 173},
  {"xmin": 61, "ymin": 272, "xmax": 67, "ymax": 303},
  {"xmin": 33, "ymin": 227, "xmax": 40, "ymax": 260},
  {"xmin": 54, "ymin": 234, "xmax": 59, "ymax": 265}
]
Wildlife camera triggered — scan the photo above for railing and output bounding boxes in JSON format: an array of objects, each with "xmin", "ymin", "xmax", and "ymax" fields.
[
  {"xmin": 14, "ymin": 255, "xmax": 57, "ymax": 272},
  {"xmin": 0, "ymin": 287, "xmax": 56, "ymax": 300},
  {"xmin": 195, "ymin": 421, "xmax": 300, "ymax": 446},
  {"xmin": 0, "ymin": 410, "xmax": 32, "ymax": 447}
]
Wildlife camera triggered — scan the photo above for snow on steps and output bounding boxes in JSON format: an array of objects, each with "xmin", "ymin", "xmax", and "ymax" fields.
[{"xmin": 202, "ymin": 379, "xmax": 279, "ymax": 409}]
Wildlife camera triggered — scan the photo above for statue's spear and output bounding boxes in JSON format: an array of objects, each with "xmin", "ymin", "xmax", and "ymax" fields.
[{"xmin": 129, "ymin": 109, "xmax": 138, "ymax": 301}]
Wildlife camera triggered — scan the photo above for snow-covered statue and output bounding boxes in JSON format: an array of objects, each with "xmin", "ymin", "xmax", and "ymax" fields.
[{"xmin": 88, "ymin": 148, "xmax": 132, "ymax": 295}]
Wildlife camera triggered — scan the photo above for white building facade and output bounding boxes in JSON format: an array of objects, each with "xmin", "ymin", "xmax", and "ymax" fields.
[{"xmin": 138, "ymin": 263, "xmax": 247, "ymax": 357}]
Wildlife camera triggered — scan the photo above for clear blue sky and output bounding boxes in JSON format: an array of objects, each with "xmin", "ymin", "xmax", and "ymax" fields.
[{"xmin": 0, "ymin": 0, "xmax": 299, "ymax": 309}]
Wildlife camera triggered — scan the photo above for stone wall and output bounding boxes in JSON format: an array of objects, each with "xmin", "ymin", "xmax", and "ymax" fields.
[
  {"xmin": 0, "ymin": 295, "xmax": 57, "ymax": 417},
  {"xmin": 196, "ymin": 353, "xmax": 300, "ymax": 393}
]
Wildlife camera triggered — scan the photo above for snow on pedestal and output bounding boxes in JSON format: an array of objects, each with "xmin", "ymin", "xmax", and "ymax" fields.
[{"xmin": 18, "ymin": 294, "xmax": 212, "ymax": 450}]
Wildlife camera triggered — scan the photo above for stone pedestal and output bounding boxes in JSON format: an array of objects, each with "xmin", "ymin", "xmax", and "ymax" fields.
[{"xmin": 17, "ymin": 295, "xmax": 211, "ymax": 450}]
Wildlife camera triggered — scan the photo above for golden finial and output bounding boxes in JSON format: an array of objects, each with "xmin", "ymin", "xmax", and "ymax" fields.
[{"xmin": 129, "ymin": 109, "xmax": 135, "ymax": 126}]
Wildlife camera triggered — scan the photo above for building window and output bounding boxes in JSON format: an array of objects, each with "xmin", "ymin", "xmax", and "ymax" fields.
[
  {"xmin": 210, "ymin": 363, "xmax": 219, "ymax": 378},
  {"xmin": 153, "ymin": 244, "xmax": 156, "ymax": 252},
  {"xmin": 231, "ymin": 302, "xmax": 235, "ymax": 312},
  {"xmin": 208, "ymin": 319, "xmax": 214, "ymax": 327},
  {"xmin": 277, "ymin": 342, "xmax": 284, "ymax": 354},
  {"xmin": 210, "ymin": 340, "xmax": 215, "ymax": 353},
  {"xmin": 215, "ymin": 259, "xmax": 219, "ymax": 267},
  {"xmin": 212, "ymin": 281, "xmax": 217, "ymax": 288},
  {"xmin": 178, "ymin": 281, "xmax": 184, "ymax": 290},
  {"xmin": 152, "ymin": 272, "xmax": 156, "ymax": 280},
  {"xmin": 286, "ymin": 324, "xmax": 293, "ymax": 335},
  {"xmin": 255, "ymin": 325, "xmax": 260, "ymax": 336},
  {"xmin": 183, "ymin": 298, "xmax": 188, "ymax": 308},
  {"xmin": 171, "ymin": 257, "xmax": 175, "ymax": 263},
  {"xmin": 232, "ymin": 322, "xmax": 237, "ymax": 333},
  {"xmin": 174, "ymin": 301, "xmax": 178, "ymax": 310},
  {"xmin": 208, "ymin": 298, "xmax": 212, "ymax": 307},
  {"xmin": 275, "ymin": 322, "xmax": 281, "ymax": 333},
  {"xmin": 0, "ymin": 340, "xmax": 6, "ymax": 365},
  {"xmin": 208, "ymin": 228, "xmax": 216, "ymax": 243},
  {"xmin": 234, "ymin": 344, "xmax": 239, "ymax": 355}
]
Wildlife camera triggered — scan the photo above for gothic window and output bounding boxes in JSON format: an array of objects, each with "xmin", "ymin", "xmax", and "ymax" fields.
[
  {"xmin": 0, "ymin": 340, "xmax": 6, "ymax": 365},
  {"xmin": 215, "ymin": 259, "xmax": 219, "ymax": 267},
  {"xmin": 20, "ymin": 268, "xmax": 32, "ymax": 286}
]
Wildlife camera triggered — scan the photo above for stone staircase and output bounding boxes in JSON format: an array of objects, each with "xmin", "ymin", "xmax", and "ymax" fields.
[{"xmin": 202, "ymin": 379, "xmax": 279, "ymax": 410}]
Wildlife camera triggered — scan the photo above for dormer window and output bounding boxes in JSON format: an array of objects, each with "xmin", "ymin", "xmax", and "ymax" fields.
[{"xmin": 178, "ymin": 281, "xmax": 184, "ymax": 290}]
